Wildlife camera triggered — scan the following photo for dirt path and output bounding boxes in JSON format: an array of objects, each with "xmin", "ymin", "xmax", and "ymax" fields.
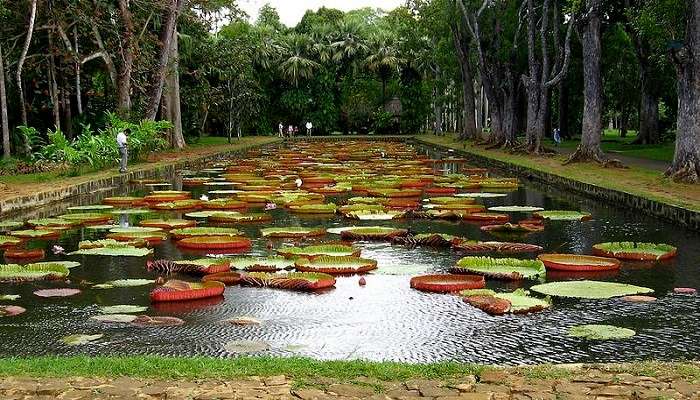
[{"xmin": 0, "ymin": 364, "xmax": 698, "ymax": 399}]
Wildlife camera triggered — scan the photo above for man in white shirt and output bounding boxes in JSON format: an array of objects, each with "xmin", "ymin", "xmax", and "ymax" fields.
[
  {"xmin": 117, "ymin": 128, "xmax": 129, "ymax": 173},
  {"xmin": 278, "ymin": 122, "xmax": 284, "ymax": 138},
  {"xmin": 306, "ymin": 121, "xmax": 313, "ymax": 136}
]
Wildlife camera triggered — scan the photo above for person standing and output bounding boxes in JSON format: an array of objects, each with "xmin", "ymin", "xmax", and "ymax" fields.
[
  {"xmin": 288, "ymin": 124, "xmax": 294, "ymax": 138},
  {"xmin": 278, "ymin": 122, "xmax": 284, "ymax": 138},
  {"xmin": 306, "ymin": 121, "xmax": 313, "ymax": 136},
  {"xmin": 117, "ymin": 128, "xmax": 129, "ymax": 173}
]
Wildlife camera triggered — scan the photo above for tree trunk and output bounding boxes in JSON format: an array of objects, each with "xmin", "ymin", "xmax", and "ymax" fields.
[
  {"xmin": 558, "ymin": 80, "xmax": 569, "ymax": 138},
  {"xmin": 73, "ymin": 25, "xmax": 82, "ymax": 115},
  {"xmin": 145, "ymin": 0, "xmax": 184, "ymax": 120},
  {"xmin": 634, "ymin": 78, "xmax": 660, "ymax": 144},
  {"xmin": 567, "ymin": 0, "xmax": 605, "ymax": 163},
  {"xmin": 620, "ymin": 111, "xmax": 628, "ymax": 138},
  {"xmin": 0, "ymin": 42, "xmax": 9, "ymax": 158},
  {"xmin": 165, "ymin": 29, "xmax": 185, "ymax": 149},
  {"xmin": 432, "ymin": 79, "xmax": 443, "ymax": 136},
  {"xmin": 48, "ymin": 30, "xmax": 61, "ymax": 130},
  {"xmin": 117, "ymin": 0, "xmax": 135, "ymax": 115},
  {"xmin": 17, "ymin": 0, "xmax": 38, "ymax": 126},
  {"xmin": 451, "ymin": 23, "xmax": 478, "ymax": 140},
  {"xmin": 666, "ymin": 0, "xmax": 700, "ymax": 183}
]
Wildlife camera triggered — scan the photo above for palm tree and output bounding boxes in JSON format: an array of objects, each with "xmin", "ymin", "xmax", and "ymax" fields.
[
  {"xmin": 331, "ymin": 20, "xmax": 368, "ymax": 72},
  {"xmin": 279, "ymin": 33, "xmax": 319, "ymax": 87},
  {"xmin": 365, "ymin": 31, "xmax": 404, "ymax": 102}
]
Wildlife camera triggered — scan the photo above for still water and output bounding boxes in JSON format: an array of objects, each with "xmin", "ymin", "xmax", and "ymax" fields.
[{"xmin": 0, "ymin": 142, "xmax": 698, "ymax": 364}]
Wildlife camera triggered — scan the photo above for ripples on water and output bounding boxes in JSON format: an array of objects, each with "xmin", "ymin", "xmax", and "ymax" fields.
[{"xmin": 0, "ymin": 144, "xmax": 699, "ymax": 364}]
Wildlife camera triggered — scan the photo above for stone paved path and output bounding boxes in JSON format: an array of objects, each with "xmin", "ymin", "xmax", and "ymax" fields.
[{"xmin": 1, "ymin": 366, "xmax": 699, "ymax": 399}]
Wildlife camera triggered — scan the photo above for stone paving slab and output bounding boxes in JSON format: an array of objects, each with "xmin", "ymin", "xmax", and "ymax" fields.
[{"xmin": 0, "ymin": 367, "xmax": 699, "ymax": 400}]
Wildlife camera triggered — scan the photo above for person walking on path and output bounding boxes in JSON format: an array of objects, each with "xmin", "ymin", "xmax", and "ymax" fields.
[
  {"xmin": 553, "ymin": 128, "xmax": 562, "ymax": 147},
  {"xmin": 278, "ymin": 122, "xmax": 284, "ymax": 138},
  {"xmin": 117, "ymin": 128, "xmax": 129, "ymax": 173},
  {"xmin": 306, "ymin": 121, "xmax": 313, "ymax": 137},
  {"xmin": 288, "ymin": 124, "xmax": 294, "ymax": 138}
]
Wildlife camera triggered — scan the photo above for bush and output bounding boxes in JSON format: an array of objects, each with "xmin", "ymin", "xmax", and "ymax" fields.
[{"xmin": 20, "ymin": 113, "xmax": 172, "ymax": 175}]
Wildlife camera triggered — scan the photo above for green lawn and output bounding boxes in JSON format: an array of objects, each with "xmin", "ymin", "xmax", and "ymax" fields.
[{"xmin": 546, "ymin": 130, "xmax": 675, "ymax": 162}]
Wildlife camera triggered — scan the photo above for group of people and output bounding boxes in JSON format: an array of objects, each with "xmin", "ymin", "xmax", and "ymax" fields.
[{"xmin": 278, "ymin": 121, "xmax": 313, "ymax": 138}]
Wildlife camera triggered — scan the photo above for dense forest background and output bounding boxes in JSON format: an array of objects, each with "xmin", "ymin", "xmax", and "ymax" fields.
[{"xmin": 0, "ymin": 0, "xmax": 698, "ymax": 181}]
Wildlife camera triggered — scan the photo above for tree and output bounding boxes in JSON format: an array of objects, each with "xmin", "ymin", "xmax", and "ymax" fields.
[
  {"xmin": 0, "ymin": 37, "xmax": 8, "ymax": 158},
  {"xmin": 666, "ymin": 0, "xmax": 700, "ymax": 182},
  {"xmin": 16, "ymin": 0, "xmax": 38, "ymax": 126},
  {"xmin": 566, "ymin": 0, "xmax": 606, "ymax": 163},
  {"xmin": 365, "ymin": 31, "xmax": 403, "ymax": 103},
  {"xmin": 279, "ymin": 33, "xmax": 319, "ymax": 87},
  {"xmin": 450, "ymin": 15, "xmax": 477, "ymax": 140},
  {"xmin": 522, "ymin": 0, "xmax": 574, "ymax": 154}
]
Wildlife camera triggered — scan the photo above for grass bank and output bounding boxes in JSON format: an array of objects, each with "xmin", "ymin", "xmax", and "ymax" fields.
[
  {"xmin": 0, "ymin": 136, "xmax": 280, "ymax": 200},
  {"xmin": 0, "ymin": 356, "xmax": 698, "ymax": 383},
  {"xmin": 416, "ymin": 134, "xmax": 700, "ymax": 213},
  {"xmin": 548, "ymin": 129, "xmax": 675, "ymax": 163}
]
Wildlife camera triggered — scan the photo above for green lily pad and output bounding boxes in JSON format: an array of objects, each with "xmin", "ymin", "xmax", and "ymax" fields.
[
  {"xmin": 93, "ymin": 279, "xmax": 155, "ymax": 289},
  {"xmin": 99, "ymin": 305, "xmax": 148, "ymax": 314},
  {"xmin": 62, "ymin": 334, "xmax": 104, "ymax": 345},
  {"xmin": 0, "ymin": 263, "xmax": 70, "ymax": 282},
  {"xmin": 109, "ymin": 227, "xmax": 163, "ymax": 234},
  {"xmin": 223, "ymin": 340, "xmax": 270, "ymax": 354},
  {"xmin": 228, "ymin": 256, "xmax": 295, "ymax": 271},
  {"xmin": 277, "ymin": 244, "xmax": 359, "ymax": 258},
  {"xmin": 0, "ymin": 235, "xmax": 22, "ymax": 247},
  {"xmin": 495, "ymin": 289, "xmax": 551, "ymax": 313},
  {"xmin": 453, "ymin": 257, "xmax": 546, "ymax": 280},
  {"xmin": 32, "ymin": 261, "xmax": 81, "ymax": 269},
  {"xmin": 91, "ymin": 314, "xmax": 138, "ymax": 323},
  {"xmin": 533, "ymin": 210, "xmax": 592, "ymax": 221},
  {"xmin": 0, "ymin": 221, "xmax": 24, "ymax": 232},
  {"xmin": 530, "ymin": 280, "xmax": 654, "ymax": 299},
  {"xmin": 488, "ymin": 206, "xmax": 544, "ymax": 212},
  {"xmin": 171, "ymin": 227, "xmax": 242, "ymax": 238},
  {"xmin": 69, "ymin": 247, "xmax": 153, "ymax": 257},
  {"xmin": 109, "ymin": 209, "xmax": 153, "ymax": 215},
  {"xmin": 455, "ymin": 193, "xmax": 508, "ymax": 198},
  {"xmin": 568, "ymin": 324, "xmax": 636, "ymax": 340},
  {"xmin": 185, "ymin": 211, "xmax": 240, "ymax": 219},
  {"xmin": 27, "ymin": 218, "xmax": 76, "ymax": 227},
  {"xmin": 0, "ymin": 294, "xmax": 20, "ymax": 301}
]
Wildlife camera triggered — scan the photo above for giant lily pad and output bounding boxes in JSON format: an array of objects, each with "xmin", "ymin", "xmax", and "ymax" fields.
[
  {"xmin": 62, "ymin": 334, "xmax": 103, "ymax": 345},
  {"xmin": 131, "ymin": 315, "xmax": 185, "ymax": 327},
  {"xmin": 58, "ymin": 213, "xmax": 113, "ymax": 224},
  {"xmin": 345, "ymin": 210, "xmax": 405, "ymax": 220},
  {"xmin": 0, "ymin": 221, "xmax": 24, "ymax": 232},
  {"xmin": 91, "ymin": 314, "xmax": 138, "ymax": 323},
  {"xmin": 139, "ymin": 219, "xmax": 196, "ymax": 229},
  {"xmin": 0, "ymin": 305, "xmax": 26, "ymax": 317},
  {"xmin": 10, "ymin": 229, "xmax": 58, "ymax": 239},
  {"xmin": 99, "ymin": 305, "xmax": 148, "ymax": 314},
  {"xmin": 340, "ymin": 227, "xmax": 407, "ymax": 241},
  {"xmin": 0, "ymin": 263, "xmax": 69, "ymax": 282},
  {"xmin": 67, "ymin": 205, "xmax": 114, "ymax": 212},
  {"xmin": 592, "ymin": 242, "xmax": 677, "ymax": 261},
  {"xmin": 452, "ymin": 257, "xmax": 546, "ymax": 280},
  {"xmin": 109, "ymin": 209, "xmax": 153, "ymax": 215},
  {"xmin": 277, "ymin": 244, "xmax": 360, "ymax": 258},
  {"xmin": 488, "ymin": 206, "xmax": 544, "ymax": 212},
  {"xmin": 93, "ymin": 279, "xmax": 155, "ymax": 289},
  {"xmin": 171, "ymin": 227, "xmax": 243, "ymax": 239},
  {"xmin": 533, "ymin": 210, "xmax": 592, "ymax": 221},
  {"xmin": 69, "ymin": 246, "xmax": 153, "ymax": 257},
  {"xmin": 34, "ymin": 288, "xmax": 82, "ymax": 298},
  {"xmin": 455, "ymin": 192, "xmax": 508, "ymax": 198},
  {"xmin": 530, "ymin": 280, "xmax": 653, "ymax": 299},
  {"xmin": 0, "ymin": 294, "xmax": 20, "ymax": 301},
  {"xmin": 494, "ymin": 289, "xmax": 551, "ymax": 314},
  {"xmin": 260, "ymin": 227, "xmax": 326, "ymax": 238},
  {"xmin": 228, "ymin": 256, "xmax": 294, "ymax": 272},
  {"xmin": 568, "ymin": 324, "xmax": 636, "ymax": 340},
  {"xmin": 0, "ymin": 235, "xmax": 23, "ymax": 248},
  {"xmin": 241, "ymin": 272, "xmax": 336, "ymax": 291},
  {"xmin": 295, "ymin": 256, "xmax": 378, "ymax": 275},
  {"xmin": 224, "ymin": 340, "xmax": 270, "ymax": 354}
]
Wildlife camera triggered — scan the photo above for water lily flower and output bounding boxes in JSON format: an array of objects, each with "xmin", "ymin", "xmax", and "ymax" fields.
[
  {"xmin": 200, "ymin": 194, "xmax": 209, "ymax": 201},
  {"xmin": 52, "ymin": 245, "xmax": 65, "ymax": 255}
]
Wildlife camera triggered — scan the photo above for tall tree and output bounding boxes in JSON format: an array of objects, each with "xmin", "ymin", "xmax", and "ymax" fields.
[
  {"xmin": 566, "ymin": 0, "xmax": 606, "ymax": 163},
  {"xmin": 666, "ymin": 0, "xmax": 700, "ymax": 182},
  {"xmin": 522, "ymin": 0, "xmax": 574, "ymax": 154},
  {"xmin": 450, "ymin": 18, "xmax": 477, "ymax": 140},
  {"xmin": 0, "ymin": 39, "xmax": 9, "ymax": 158},
  {"xmin": 17, "ymin": 0, "xmax": 38, "ymax": 126}
]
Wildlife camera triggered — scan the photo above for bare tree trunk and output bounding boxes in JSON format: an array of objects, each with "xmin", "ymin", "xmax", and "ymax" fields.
[
  {"xmin": 166, "ymin": 30, "xmax": 185, "ymax": 149},
  {"xmin": 451, "ymin": 22, "xmax": 478, "ymax": 140},
  {"xmin": 145, "ymin": 0, "xmax": 184, "ymax": 120},
  {"xmin": 48, "ymin": 30, "xmax": 61, "ymax": 129},
  {"xmin": 558, "ymin": 80, "xmax": 569, "ymax": 138},
  {"xmin": 0, "ymin": 42, "xmax": 9, "ymax": 158},
  {"xmin": 73, "ymin": 25, "xmax": 82, "ymax": 115},
  {"xmin": 666, "ymin": 0, "xmax": 700, "ymax": 183},
  {"xmin": 432, "ymin": 72, "xmax": 443, "ymax": 136},
  {"xmin": 634, "ymin": 75, "xmax": 660, "ymax": 144},
  {"xmin": 117, "ymin": 0, "xmax": 135, "ymax": 115},
  {"xmin": 567, "ymin": 0, "xmax": 606, "ymax": 163},
  {"xmin": 17, "ymin": 0, "xmax": 38, "ymax": 126}
]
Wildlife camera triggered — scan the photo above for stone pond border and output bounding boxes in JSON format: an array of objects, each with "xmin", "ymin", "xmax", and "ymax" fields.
[{"xmin": 0, "ymin": 138, "xmax": 282, "ymax": 217}]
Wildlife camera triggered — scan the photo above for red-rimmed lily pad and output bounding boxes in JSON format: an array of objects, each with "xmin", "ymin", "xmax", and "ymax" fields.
[
  {"xmin": 202, "ymin": 271, "xmax": 243, "ymax": 285},
  {"xmin": 410, "ymin": 274, "xmax": 485, "ymax": 293},
  {"xmin": 150, "ymin": 280, "xmax": 225, "ymax": 302},
  {"xmin": 0, "ymin": 235, "xmax": 23, "ymax": 249},
  {"xmin": 139, "ymin": 219, "xmax": 196, "ymax": 229},
  {"xmin": 208, "ymin": 213, "xmax": 273, "ymax": 223},
  {"xmin": 276, "ymin": 244, "xmax": 361, "ymax": 258},
  {"xmin": 241, "ymin": 272, "xmax": 336, "ymax": 291},
  {"xmin": 260, "ymin": 227, "xmax": 326, "ymax": 238},
  {"xmin": 533, "ymin": 210, "xmax": 592, "ymax": 221},
  {"xmin": 0, "ymin": 263, "xmax": 69, "ymax": 282},
  {"xmin": 176, "ymin": 236, "xmax": 252, "ymax": 250},
  {"xmin": 452, "ymin": 256, "xmax": 546, "ymax": 280},
  {"xmin": 228, "ymin": 256, "xmax": 295, "ymax": 272},
  {"xmin": 453, "ymin": 241, "xmax": 543, "ymax": 254},
  {"xmin": 340, "ymin": 226, "xmax": 407, "ymax": 241},
  {"xmin": 171, "ymin": 227, "xmax": 243, "ymax": 239},
  {"xmin": 531, "ymin": 280, "xmax": 653, "ymax": 299},
  {"xmin": 538, "ymin": 254, "xmax": 620, "ymax": 272}
]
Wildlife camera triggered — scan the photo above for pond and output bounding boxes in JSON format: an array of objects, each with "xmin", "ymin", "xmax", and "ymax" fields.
[{"xmin": 0, "ymin": 140, "xmax": 698, "ymax": 365}]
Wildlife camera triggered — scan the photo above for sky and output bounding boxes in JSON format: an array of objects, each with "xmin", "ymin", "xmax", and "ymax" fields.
[{"xmin": 238, "ymin": 0, "xmax": 404, "ymax": 27}]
